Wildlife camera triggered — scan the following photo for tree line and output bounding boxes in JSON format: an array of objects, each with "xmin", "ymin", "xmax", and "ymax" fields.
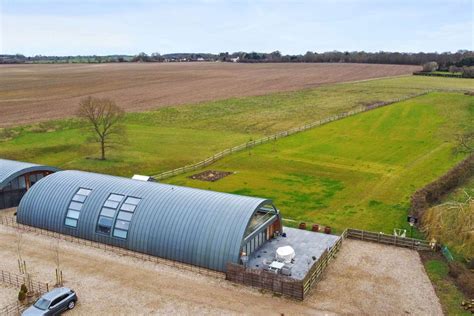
[
  {"xmin": 229, "ymin": 50, "xmax": 473, "ymax": 70},
  {"xmin": 1, "ymin": 50, "xmax": 473, "ymax": 68}
]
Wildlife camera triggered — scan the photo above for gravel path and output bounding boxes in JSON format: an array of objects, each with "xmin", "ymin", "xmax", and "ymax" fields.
[
  {"xmin": 307, "ymin": 239, "xmax": 443, "ymax": 315},
  {"xmin": 0, "ymin": 285, "xmax": 18, "ymax": 308},
  {"xmin": 0, "ymin": 224, "xmax": 441, "ymax": 315}
]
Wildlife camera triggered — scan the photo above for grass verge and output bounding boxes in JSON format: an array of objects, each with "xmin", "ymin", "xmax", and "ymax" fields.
[{"xmin": 421, "ymin": 252, "xmax": 471, "ymax": 316}]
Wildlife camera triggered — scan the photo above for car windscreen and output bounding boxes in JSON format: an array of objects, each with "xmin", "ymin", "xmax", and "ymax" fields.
[{"xmin": 34, "ymin": 298, "xmax": 51, "ymax": 310}]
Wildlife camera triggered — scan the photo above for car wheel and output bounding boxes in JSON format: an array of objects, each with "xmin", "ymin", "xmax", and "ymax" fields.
[{"xmin": 68, "ymin": 300, "xmax": 76, "ymax": 310}]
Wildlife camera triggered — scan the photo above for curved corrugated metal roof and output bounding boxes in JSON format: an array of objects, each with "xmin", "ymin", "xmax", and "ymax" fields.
[
  {"xmin": 0, "ymin": 159, "xmax": 59, "ymax": 189},
  {"xmin": 17, "ymin": 170, "xmax": 272, "ymax": 271}
]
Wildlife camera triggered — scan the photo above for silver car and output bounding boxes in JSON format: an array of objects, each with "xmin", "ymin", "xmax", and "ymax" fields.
[{"xmin": 22, "ymin": 287, "xmax": 77, "ymax": 316}]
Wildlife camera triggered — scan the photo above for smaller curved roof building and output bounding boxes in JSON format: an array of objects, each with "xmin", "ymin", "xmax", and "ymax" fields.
[
  {"xmin": 0, "ymin": 159, "xmax": 58, "ymax": 210},
  {"xmin": 18, "ymin": 170, "xmax": 281, "ymax": 271}
]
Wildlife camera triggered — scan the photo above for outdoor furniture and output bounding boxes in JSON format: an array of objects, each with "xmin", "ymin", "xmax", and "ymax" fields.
[
  {"xmin": 276, "ymin": 246, "xmax": 296, "ymax": 263},
  {"xmin": 281, "ymin": 266, "xmax": 292, "ymax": 276},
  {"xmin": 268, "ymin": 261, "xmax": 285, "ymax": 274}
]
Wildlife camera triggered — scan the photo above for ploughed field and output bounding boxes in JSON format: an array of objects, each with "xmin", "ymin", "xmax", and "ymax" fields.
[
  {"xmin": 0, "ymin": 62, "xmax": 420, "ymax": 126},
  {"xmin": 0, "ymin": 76, "xmax": 471, "ymax": 177}
]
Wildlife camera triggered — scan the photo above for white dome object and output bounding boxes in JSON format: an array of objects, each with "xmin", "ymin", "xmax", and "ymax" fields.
[{"xmin": 276, "ymin": 246, "xmax": 295, "ymax": 263}]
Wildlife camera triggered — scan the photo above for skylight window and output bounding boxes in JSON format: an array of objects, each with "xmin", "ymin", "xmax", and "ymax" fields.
[
  {"xmin": 112, "ymin": 197, "xmax": 141, "ymax": 239},
  {"xmin": 96, "ymin": 194, "xmax": 124, "ymax": 235},
  {"xmin": 64, "ymin": 188, "xmax": 92, "ymax": 228}
]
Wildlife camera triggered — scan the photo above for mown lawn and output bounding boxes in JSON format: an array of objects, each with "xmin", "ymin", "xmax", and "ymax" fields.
[
  {"xmin": 0, "ymin": 76, "xmax": 471, "ymax": 177},
  {"xmin": 165, "ymin": 92, "xmax": 473, "ymax": 234}
]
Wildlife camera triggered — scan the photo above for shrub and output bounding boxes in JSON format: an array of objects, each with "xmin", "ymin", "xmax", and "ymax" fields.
[
  {"xmin": 422, "ymin": 61, "xmax": 438, "ymax": 72},
  {"xmin": 18, "ymin": 290, "xmax": 26, "ymax": 302},
  {"xmin": 461, "ymin": 66, "xmax": 474, "ymax": 78},
  {"xmin": 448, "ymin": 65, "xmax": 462, "ymax": 73},
  {"xmin": 411, "ymin": 154, "xmax": 474, "ymax": 218},
  {"xmin": 20, "ymin": 284, "xmax": 28, "ymax": 294},
  {"xmin": 422, "ymin": 199, "xmax": 473, "ymax": 260}
]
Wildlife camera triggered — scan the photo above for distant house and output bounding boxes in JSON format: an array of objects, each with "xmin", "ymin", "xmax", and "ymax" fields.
[{"xmin": 0, "ymin": 159, "xmax": 58, "ymax": 210}]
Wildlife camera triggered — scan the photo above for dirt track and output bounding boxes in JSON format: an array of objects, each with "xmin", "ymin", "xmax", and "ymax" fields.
[
  {"xmin": 0, "ymin": 63, "xmax": 419, "ymax": 127},
  {"xmin": 0, "ymin": 222, "xmax": 441, "ymax": 315}
]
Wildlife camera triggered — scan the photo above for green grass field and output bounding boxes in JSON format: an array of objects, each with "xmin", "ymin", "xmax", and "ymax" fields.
[
  {"xmin": 1, "ymin": 75, "xmax": 471, "ymax": 315},
  {"xmin": 0, "ymin": 76, "xmax": 471, "ymax": 177},
  {"xmin": 165, "ymin": 92, "xmax": 473, "ymax": 234}
]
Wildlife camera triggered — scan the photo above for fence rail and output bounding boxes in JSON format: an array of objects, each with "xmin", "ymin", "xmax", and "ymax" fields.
[
  {"xmin": 0, "ymin": 302, "xmax": 27, "ymax": 316},
  {"xmin": 0, "ymin": 270, "xmax": 49, "ymax": 296},
  {"xmin": 152, "ymin": 92, "xmax": 430, "ymax": 180},
  {"xmin": 1, "ymin": 215, "xmax": 436, "ymax": 302},
  {"xmin": 226, "ymin": 232, "xmax": 346, "ymax": 300},
  {"xmin": 302, "ymin": 230, "xmax": 346, "ymax": 295},
  {"xmin": 346, "ymin": 228, "xmax": 432, "ymax": 251},
  {"xmin": 226, "ymin": 227, "xmax": 434, "ymax": 300},
  {"xmin": 0, "ymin": 269, "xmax": 49, "ymax": 316},
  {"xmin": 0, "ymin": 216, "xmax": 224, "ymax": 280},
  {"xmin": 226, "ymin": 262, "xmax": 304, "ymax": 300}
]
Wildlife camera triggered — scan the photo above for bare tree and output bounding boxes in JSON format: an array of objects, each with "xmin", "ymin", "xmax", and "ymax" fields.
[
  {"xmin": 77, "ymin": 97, "xmax": 125, "ymax": 160},
  {"xmin": 50, "ymin": 240, "xmax": 63, "ymax": 285},
  {"xmin": 50, "ymin": 240, "xmax": 61, "ymax": 271},
  {"xmin": 16, "ymin": 230, "xmax": 26, "ymax": 274}
]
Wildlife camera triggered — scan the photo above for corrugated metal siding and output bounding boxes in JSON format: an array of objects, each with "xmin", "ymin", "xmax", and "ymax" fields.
[
  {"xmin": 0, "ymin": 159, "xmax": 59, "ymax": 189},
  {"xmin": 17, "ymin": 170, "xmax": 271, "ymax": 272}
]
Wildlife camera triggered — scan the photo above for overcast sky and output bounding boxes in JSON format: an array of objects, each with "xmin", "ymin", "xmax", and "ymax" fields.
[{"xmin": 0, "ymin": 0, "xmax": 472, "ymax": 56}]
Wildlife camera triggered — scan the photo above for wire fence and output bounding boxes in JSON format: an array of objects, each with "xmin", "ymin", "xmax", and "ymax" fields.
[
  {"xmin": 226, "ymin": 227, "xmax": 435, "ymax": 300},
  {"xmin": 0, "ymin": 216, "xmax": 225, "ymax": 280},
  {"xmin": 0, "ymin": 270, "xmax": 49, "ymax": 295},
  {"xmin": 0, "ymin": 269, "xmax": 50, "ymax": 316},
  {"xmin": 0, "ymin": 301, "xmax": 27, "ymax": 316},
  {"xmin": 151, "ymin": 91, "xmax": 431, "ymax": 180}
]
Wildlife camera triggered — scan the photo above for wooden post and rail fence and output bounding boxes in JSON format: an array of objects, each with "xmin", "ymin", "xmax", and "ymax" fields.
[
  {"xmin": 1, "ymin": 214, "xmax": 434, "ymax": 301},
  {"xmin": 1, "ymin": 214, "xmax": 434, "ymax": 302},
  {"xmin": 0, "ymin": 302, "xmax": 26, "ymax": 316},
  {"xmin": 0, "ymin": 269, "xmax": 50, "ymax": 315},
  {"xmin": 0, "ymin": 270, "xmax": 49, "ymax": 295},
  {"xmin": 226, "ymin": 228, "xmax": 433, "ymax": 300},
  {"xmin": 0, "ymin": 216, "xmax": 224, "ymax": 280},
  {"xmin": 151, "ymin": 91, "xmax": 431, "ymax": 180}
]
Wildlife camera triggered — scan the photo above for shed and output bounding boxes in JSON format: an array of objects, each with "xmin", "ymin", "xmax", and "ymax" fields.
[
  {"xmin": 0, "ymin": 158, "xmax": 58, "ymax": 210},
  {"xmin": 17, "ymin": 170, "xmax": 281, "ymax": 271}
]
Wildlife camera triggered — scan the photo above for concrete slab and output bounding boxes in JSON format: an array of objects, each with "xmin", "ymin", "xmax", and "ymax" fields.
[{"xmin": 247, "ymin": 226, "xmax": 340, "ymax": 280}]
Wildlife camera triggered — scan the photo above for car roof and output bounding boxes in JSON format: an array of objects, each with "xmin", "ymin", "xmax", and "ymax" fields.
[{"xmin": 41, "ymin": 287, "xmax": 71, "ymax": 300}]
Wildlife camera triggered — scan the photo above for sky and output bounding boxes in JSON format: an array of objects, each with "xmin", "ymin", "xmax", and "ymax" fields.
[{"xmin": 0, "ymin": 0, "xmax": 472, "ymax": 56}]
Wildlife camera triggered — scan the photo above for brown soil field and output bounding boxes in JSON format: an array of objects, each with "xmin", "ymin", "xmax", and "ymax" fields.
[
  {"xmin": 0, "ymin": 221, "xmax": 441, "ymax": 315},
  {"xmin": 0, "ymin": 63, "xmax": 419, "ymax": 127}
]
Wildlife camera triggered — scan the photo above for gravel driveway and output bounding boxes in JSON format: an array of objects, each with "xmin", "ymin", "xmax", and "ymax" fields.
[{"xmin": 0, "ymin": 223, "xmax": 441, "ymax": 315}]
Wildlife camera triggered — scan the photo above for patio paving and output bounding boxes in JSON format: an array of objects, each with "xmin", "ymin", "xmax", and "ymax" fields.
[{"xmin": 246, "ymin": 226, "xmax": 340, "ymax": 280}]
